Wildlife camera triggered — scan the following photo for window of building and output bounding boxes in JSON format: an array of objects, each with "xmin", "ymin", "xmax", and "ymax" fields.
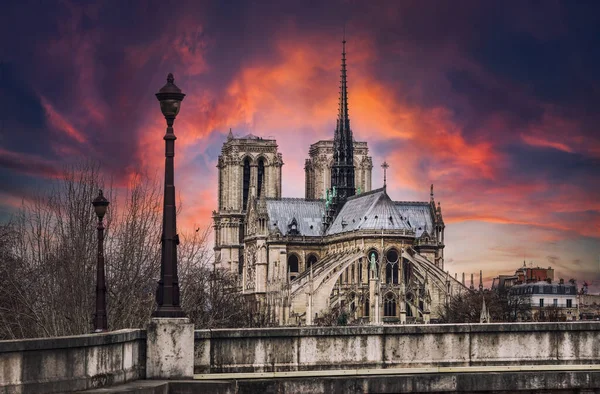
[
  {"xmin": 287, "ymin": 254, "xmax": 299, "ymax": 280},
  {"xmin": 553, "ymin": 299, "xmax": 558, "ymax": 307},
  {"xmin": 567, "ymin": 299, "xmax": 572, "ymax": 308},
  {"xmin": 257, "ymin": 158, "xmax": 265, "ymax": 197},
  {"xmin": 565, "ymin": 287, "xmax": 570, "ymax": 294},
  {"xmin": 539, "ymin": 299, "xmax": 544, "ymax": 307},
  {"xmin": 386, "ymin": 249, "xmax": 399, "ymax": 284},
  {"xmin": 364, "ymin": 298, "xmax": 370, "ymax": 317},
  {"xmin": 384, "ymin": 293, "xmax": 396, "ymax": 317},
  {"xmin": 242, "ymin": 158, "xmax": 251, "ymax": 210},
  {"xmin": 553, "ymin": 287, "xmax": 557, "ymax": 294}
]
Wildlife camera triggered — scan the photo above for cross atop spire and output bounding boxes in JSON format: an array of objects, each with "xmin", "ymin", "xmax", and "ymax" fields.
[{"xmin": 381, "ymin": 161, "xmax": 389, "ymax": 187}]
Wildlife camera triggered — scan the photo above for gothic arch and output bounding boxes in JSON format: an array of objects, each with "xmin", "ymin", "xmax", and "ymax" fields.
[
  {"xmin": 306, "ymin": 253, "xmax": 318, "ymax": 271},
  {"xmin": 257, "ymin": 157, "xmax": 266, "ymax": 198},
  {"xmin": 242, "ymin": 156, "xmax": 252, "ymax": 210},
  {"xmin": 255, "ymin": 154, "xmax": 271, "ymax": 166},
  {"xmin": 384, "ymin": 292, "xmax": 397, "ymax": 317},
  {"xmin": 287, "ymin": 253, "xmax": 300, "ymax": 280},
  {"xmin": 385, "ymin": 248, "xmax": 400, "ymax": 284}
]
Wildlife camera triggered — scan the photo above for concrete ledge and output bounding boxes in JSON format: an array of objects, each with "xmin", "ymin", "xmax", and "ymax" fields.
[
  {"xmin": 0, "ymin": 329, "xmax": 146, "ymax": 353},
  {"xmin": 0, "ymin": 329, "xmax": 146, "ymax": 393},
  {"xmin": 195, "ymin": 321, "xmax": 600, "ymax": 339},
  {"xmin": 75, "ymin": 371, "xmax": 600, "ymax": 393},
  {"xmin": 195, "ymin": 364, "xmax": 600, "ymax": 380},
  {"xmin": 194, "ymin": 322, "xmax": 600, "ymax": 374}
]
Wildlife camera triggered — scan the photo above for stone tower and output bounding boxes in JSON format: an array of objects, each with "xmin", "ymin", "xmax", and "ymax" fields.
[
  {"xmin": 212, "ymin": 131, "xmax": 283, "ymax": 273},
  {"xmin": 304, "ymin": 140, "xmax": 372, "ymax": 200}
]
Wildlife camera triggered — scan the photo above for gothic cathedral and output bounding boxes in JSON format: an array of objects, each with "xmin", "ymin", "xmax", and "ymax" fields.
[{"xmin": 212, "ymin": 40, "xmax": 467, "ymax": 325}]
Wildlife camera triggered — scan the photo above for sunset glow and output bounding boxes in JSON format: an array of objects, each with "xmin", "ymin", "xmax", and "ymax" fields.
[{"xmin": 0, "ymin": 1, "xmax": 598, "ymax": 290}]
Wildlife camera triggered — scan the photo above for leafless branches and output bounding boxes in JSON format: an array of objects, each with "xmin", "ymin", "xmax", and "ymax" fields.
[{"xmin": 0, "ymin": 161, "xmax": 272, "ymax": 339}]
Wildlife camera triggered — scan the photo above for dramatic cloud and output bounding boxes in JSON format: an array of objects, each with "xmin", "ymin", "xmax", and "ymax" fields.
[{"xmin": 1, "ymin": 0, "xmax": 599, "ymax": 289}]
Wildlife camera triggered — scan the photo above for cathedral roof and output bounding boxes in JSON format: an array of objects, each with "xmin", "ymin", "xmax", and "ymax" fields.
[
  {"xmin": 394, "ymin": 202, "xmax": 435, "ymax": 238},
  {"xmin": 326, "ymin": 188, "xmax": 410, "ymax": 235},
  {"xmin": 261, "ymin": 191, "xmax": 436, "ymax": 238},
  {"xmin": 265, "ymin": 198, "xmax": 325, "ymax": 237}
]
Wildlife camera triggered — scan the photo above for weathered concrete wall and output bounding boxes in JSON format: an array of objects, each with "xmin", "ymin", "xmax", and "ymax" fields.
[
  {"xmin": 0, "ymin": 329, "xmax": 145, "ymax": 393},
  {"xmin": 194, "ymin": 322, "xmax": 600, "ymax": 373}
]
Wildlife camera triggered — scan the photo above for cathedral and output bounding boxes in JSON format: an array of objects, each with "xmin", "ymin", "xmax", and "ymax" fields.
[{"xmin": 212, "ymin": 40, "xmax": 467, "ymax": 325}]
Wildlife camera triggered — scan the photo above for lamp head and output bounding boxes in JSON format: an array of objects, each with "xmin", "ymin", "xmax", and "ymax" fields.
[
  {"xmin": 156, "ymin": 73, "xmax": 186, "ymax": 119},
  {"xmin": 92, "ymin": 189, "xmax": 109, "ymax": 220}
]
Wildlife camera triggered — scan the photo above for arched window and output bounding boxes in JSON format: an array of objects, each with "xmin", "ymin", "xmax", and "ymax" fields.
[
  {"xmin": 242, "ymin": 158, "xmax": 251, "ymax": 210},
  {"xmin": 257, "ymin": 158, "xmax": 265, "ymax": 198},
  {"xmin": 364, "ymin": 297, "xmax": 370, "ymax": 317},
  {"xmin": 384, "ymin": 293, "xmax": 396, "ymax": 317},
  {"xmin": 307, "ymin": 254, "xmax": 318, "ymax": 271},
  {"xmin": 386, "ymin": 249, "xmax": 399, "ymax": 284},
  {"xmin": 288, "ymin": 254, "xmax": 299, "ymax": 280}
]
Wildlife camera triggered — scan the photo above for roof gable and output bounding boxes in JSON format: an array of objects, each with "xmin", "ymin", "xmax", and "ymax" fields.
[{"xmin": 326, "ymin": 189, "xmax": 410, "ymax": 235}]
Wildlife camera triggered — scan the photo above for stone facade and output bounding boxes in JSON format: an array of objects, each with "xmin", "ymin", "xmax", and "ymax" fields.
[
  {"xmin": 212, "ymin": 41, "xmax": 465, "ymax": 325},
  {"xmin": 212, "ymin": 131, "xmax": 283, "ymax": 274},
  {"xmin": 304, "ymin": 140, "xmax": 373, "ymax": 200}
]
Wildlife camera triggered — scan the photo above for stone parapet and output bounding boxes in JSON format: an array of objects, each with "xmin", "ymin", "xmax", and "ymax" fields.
[
  {"xmin": 194, "ymin": 322, "xmax": 600, "ymax": 374},
  {"xmin": 0, "ymin": 329, "xmax": 146, "ymax": 393}
]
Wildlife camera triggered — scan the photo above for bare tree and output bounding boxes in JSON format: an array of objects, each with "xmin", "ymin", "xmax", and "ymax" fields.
[
  {"xmin": 0, "ymin": 161, "xmax": 270, "ymax": 339},
  {"xmin": 439, "ymin": 289, "xmax": 531, "ymax": 323}
]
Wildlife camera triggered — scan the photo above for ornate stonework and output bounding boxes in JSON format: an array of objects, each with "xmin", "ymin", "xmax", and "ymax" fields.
[{"xmin": 212, "ymin": 41, "xmax": 464, "ymax": 326}]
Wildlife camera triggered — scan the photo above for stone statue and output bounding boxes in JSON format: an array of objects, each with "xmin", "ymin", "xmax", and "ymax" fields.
[{"xmin": 369, "ymin": 253, "xmax": 377, "ymax": 277}]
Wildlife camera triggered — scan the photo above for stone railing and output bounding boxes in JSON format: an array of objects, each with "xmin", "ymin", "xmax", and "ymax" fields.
[
  {"xmin": 194, "ymin": 322, "xmax": 600, "ymax": 373},
  {"xmin": 0, "ymin": 329, "xmax": 146, "ymax": 393}
]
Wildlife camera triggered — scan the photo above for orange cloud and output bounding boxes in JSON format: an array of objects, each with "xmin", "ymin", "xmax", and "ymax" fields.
[{"xmin": 40, "ymin": 96, "xmax": 87, "ymax": 144}]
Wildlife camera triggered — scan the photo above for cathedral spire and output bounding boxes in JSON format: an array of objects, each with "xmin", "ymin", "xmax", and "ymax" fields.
[
  {"xmin": 338, "ymin": 38, "xmax": 350, "ymax": 136},
  {"xmin": 330, "ymin": 37, "xmax": 355, "ymax": 202}
]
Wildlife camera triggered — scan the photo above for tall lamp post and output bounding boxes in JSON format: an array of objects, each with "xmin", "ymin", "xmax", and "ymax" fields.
[
  {"xmin": 153, "ymin": 73, "xmax": 186, "ymax": 318},
  {"xmin": 92, "ymin": 189, "xmax": 109, "ymax": 332}
]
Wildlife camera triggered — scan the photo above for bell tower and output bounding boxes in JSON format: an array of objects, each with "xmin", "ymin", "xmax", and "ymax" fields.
[{"xmin": 212, "ymin": 131, "xmax": 283, "ymax": 273}]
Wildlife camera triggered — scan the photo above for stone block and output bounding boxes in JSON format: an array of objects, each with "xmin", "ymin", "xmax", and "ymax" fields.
[{"xmin": 146, "ymin": 318, "xmax": 194, "ymax": 379}]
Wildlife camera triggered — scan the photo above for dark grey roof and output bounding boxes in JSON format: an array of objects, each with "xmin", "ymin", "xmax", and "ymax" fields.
[
  {"xmin": 327, "ymin": 189, "xmax": 410, "ymax": 235},
  {"xmin": 266, "ymin": 198, "xmax": 325, "ymax": 236},
  {"xmin": 394, "ymin": 202, "xmax": 434, "ymax": 237}
]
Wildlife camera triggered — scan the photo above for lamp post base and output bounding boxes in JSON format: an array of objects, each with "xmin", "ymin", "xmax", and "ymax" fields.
[
  {"xmin": 146, "ymin": 317, "xmax": 194, "ymax": 379},
  {"xmin": 152, "ymin": 306, "xmax": 187, "ymax": 318}
]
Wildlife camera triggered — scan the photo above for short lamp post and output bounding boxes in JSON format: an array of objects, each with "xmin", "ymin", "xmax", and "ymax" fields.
[
  {"xmin": 92, "ymin": 189, "xmax": 109, "ymax": 332},
  {"xmin": 153, "ymin": 73, "xmax": 186, "ymax": 318}
]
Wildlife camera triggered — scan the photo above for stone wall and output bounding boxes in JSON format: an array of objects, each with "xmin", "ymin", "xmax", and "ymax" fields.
[
  {"xmin": 194, "ymin": 322, "xmax": 600, "ymax": 373},
  {"xmin": 0, "ymin": 329, "xmax": 145, "ymax": 393}
]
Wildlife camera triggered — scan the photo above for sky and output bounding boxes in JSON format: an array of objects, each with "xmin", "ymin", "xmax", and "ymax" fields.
[{"xmin": 0, "ymin": 0, "xmax": 599, "ymax": 290}]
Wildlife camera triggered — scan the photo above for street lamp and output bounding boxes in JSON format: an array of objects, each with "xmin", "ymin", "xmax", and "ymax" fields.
[
  {"xmin": 92, "ymin": 189, "xmax": 109, "ymax": 332},
  {"xmin": 153, "ymin": 73, "xmax": 186, "ymax": 318}
]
